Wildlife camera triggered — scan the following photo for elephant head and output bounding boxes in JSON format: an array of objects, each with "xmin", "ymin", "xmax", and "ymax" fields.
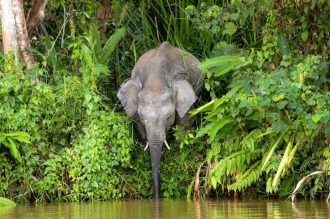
[{"xmin": 117, "ymin": 42, "xmax": 202, "ymax": 198}]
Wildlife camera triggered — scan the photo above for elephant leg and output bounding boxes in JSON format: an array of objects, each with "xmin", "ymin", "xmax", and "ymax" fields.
[
  {"xmin": 134, "ymin": 121, "xmax": 147, "ymax": 142},
  {"xmin": 175, "ymin": 114, "xmax": 191, "ymax": 143},
  {"xmin": 178, "ymin": 114, "xmax": 191, "ymax": 130}
]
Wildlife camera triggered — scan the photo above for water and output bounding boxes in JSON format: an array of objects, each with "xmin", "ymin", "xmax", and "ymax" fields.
[{"xmin": 1, "ymin": 199, "xmax": 329, "ymax": 219}]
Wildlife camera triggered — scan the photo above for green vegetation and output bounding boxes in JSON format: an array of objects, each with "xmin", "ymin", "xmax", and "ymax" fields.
[
  {"xmin": 0, "ymin": 197, "xmax": 16, "ymax": 207},
  {"xmin": 0, "ymin": 0, "xmax": 329, "ymax": 203}
]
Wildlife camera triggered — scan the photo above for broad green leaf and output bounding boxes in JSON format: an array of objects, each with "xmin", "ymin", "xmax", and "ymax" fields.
[
  {"xmin": 311, "ymin": 0, "xmax": 317, "ymax": 9},
  {"xmin": 301, "ymin": 31, "xmax": 308, "ymax": 42},
  {"xmin": 5, "ymin": 138, "xmax": 22, "ymax": 163},
  {"xmin": 223, "ymin": 22, "xmax": 237, "ymax": 36},
  {"xmin": 206, "ymin": 102, "xmax": 230, "ymax": 120},
  {"xmin": 272, "ymin": 94, "xmax": 285, "ymax": 102},
  {"xmin": 276, "ymin": 32, "xmax": 290, "ymax": 56},
  {"xmin": 185, "ymin": 5, "xmax": 196, "ymax": 12},
  {"xmin": 4, "ymin": 131, "xmax": 29, "ymax": 138},
  {"xmin": 214, "ymin": 96, "xmax": 229, "ymax": 108},
  {"xmin": 198, "ymin": 56, "xmax": 247, "ymax": 78},
  {"xmin": 190, "ymin": 99, "xmax": 216, "ymax": 116},
  {"xmin": 230, "ymin": 13, "xmax": 239, "ymax": 21},
  {"xmin": 0, "ymin": 197, "xmax": 16, "ymax": 207},
  {"xmin": 198, "ymin": 56, "xmax": 243, "ymax": 70},
  {"xmin": 188, "ymin": 133, "xmax": 194, "ymax": 138},
  {"xmin": 276, "ymin": 100, "xmax": 288, "ymax": 109},
  {"xmin": 311, "ymin": 114, "xmax": 322, "ymax": 123},
  {"xmin": 214, "ymin": 62, "xmax": 236, "ymax": 77},
  {"xmin": 4, "ymin": 132, "xmax": 31, "ymax": 144},
  {"xmin": 191, "ymin": 97, "xmax": 229, "ymax": 116},
  {"xmin": 12, "ymin": 136, "xmax": 31, "ymax": 144}
]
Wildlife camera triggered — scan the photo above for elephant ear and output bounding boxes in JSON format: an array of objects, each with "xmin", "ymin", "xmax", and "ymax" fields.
[
  {"xmin": 173, "ymin": 80, "xmax": 197, "ymax": 118},
  {"xmin": 117, "ymin": 79, "xmax": 141, "ymax": 117}
]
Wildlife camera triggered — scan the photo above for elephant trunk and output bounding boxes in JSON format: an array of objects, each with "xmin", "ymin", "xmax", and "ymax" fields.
[{"xmin": 149, "ymin": 140, "xmax": 162, "ymax": 199}]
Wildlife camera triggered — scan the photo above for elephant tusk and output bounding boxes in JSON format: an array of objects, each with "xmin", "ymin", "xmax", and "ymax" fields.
[
  {"xmin": 164, "ymin": 139, "xmax": 170, "ymax": 150},
  {"xmin": 144, "ymin": 142, "xmax": 149, "ymax": 151}
]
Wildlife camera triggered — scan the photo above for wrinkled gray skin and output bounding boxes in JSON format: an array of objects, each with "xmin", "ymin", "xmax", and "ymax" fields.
[{"xmin": 117, "ymin": 42, "xmax": 203, "ymax": 198}]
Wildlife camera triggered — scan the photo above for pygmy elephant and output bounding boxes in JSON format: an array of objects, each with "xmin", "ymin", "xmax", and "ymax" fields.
[{"xmin": 117, "ymin": 42, "xmax": 203, "ymax": 198}]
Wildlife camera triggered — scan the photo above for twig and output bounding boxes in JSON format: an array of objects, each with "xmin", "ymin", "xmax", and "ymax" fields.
[
  {"xmin": 290, "ymin": 170, "xmax": 326, "ymax": 202},
  {"xmin": 61, "ymin": 6, "xmax": 67, "ymax": 48}
]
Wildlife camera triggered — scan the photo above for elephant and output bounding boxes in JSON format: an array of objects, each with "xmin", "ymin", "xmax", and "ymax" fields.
[{"xmin": 117, "ymin": 42, "xmax": 203, "ymax": 198}]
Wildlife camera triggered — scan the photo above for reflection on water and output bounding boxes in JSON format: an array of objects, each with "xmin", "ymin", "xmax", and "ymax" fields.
[{"xmin": 0, "ymin": 199, "xmax": 329, "ymax": 219}]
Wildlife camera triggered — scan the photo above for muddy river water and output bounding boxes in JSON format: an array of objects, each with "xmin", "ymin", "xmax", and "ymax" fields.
[{"xmin": 1, "ymin": 199, "xmax": 329, "ymax": 219}]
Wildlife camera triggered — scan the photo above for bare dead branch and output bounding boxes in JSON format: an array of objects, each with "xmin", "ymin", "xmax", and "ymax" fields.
[{"xmin": 194, "ymin": 163, "xmax": 203, "ymax": 200}]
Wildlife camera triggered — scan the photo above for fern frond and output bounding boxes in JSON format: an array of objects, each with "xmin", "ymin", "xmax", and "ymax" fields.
[
  {"xmin": 196, "ymin": 115, "xmax": 236, "ymax": 143},
  {"xmin": 241, "ymin": 129, "xmax": 263, "ymax": 151},
  {"xmin": 99, "ymin": 28, "xmax": 126, "ymax": 66},
  {"xmin": 228, "ymin": 160, "xmax": 262, "ymax": 191},
  {"xmin": 266, "ymin": 177, "xmax": 278, "ymax": 193},
  {"xmin": 209, "ymin": 150, "xmax": 258, "ymax": 188}
]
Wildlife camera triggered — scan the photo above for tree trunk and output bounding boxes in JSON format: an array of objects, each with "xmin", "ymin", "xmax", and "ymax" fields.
[
  {"xmin": 13, "ymin": 0, "xmax": 34, "ymax": 68},
  {"xmin": 26, "ymin": 0, "xmax": 47, "ymax": 35},
  {"xmin": 1, "ymin": 0, "xmax": 19, "ymax": 63},
  {"xmin": 96, "ymin": 0, "xmax": 112, "ymax": 37}
]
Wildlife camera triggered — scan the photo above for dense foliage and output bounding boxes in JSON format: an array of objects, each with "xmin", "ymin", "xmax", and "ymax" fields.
[{"xmin": 0, "ymin": 0, "xmax": 329, "ymax": 202}]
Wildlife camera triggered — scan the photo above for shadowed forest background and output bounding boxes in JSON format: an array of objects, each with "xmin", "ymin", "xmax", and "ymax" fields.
[{"xmin": 0, "ymin": 0, "xmax": 329, "ymax": 203}]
